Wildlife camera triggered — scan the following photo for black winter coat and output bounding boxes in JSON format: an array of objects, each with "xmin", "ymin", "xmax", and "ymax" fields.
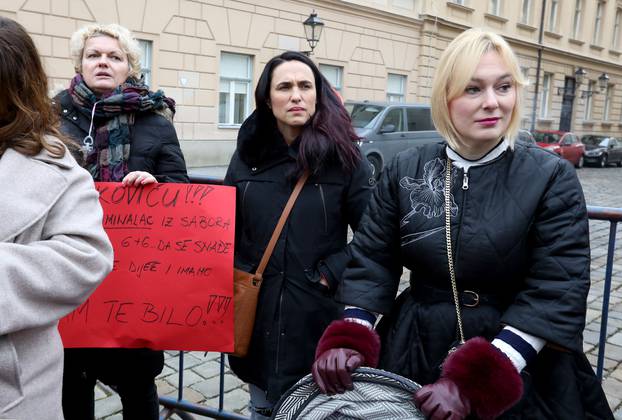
[
  {"xmin": 224, "ymin": 113, "xmax": 375, "ymax": 402},
  {"xmin": 55, "ymin": 88, "xmax": 189, "ymax": 389},
  {"xmin": 339, "ymin": 141, "xmax": 612, "ymax": 419},
  {"xmin": 54, "ymin": 90, "xmax": 188, "ymax": 183}
]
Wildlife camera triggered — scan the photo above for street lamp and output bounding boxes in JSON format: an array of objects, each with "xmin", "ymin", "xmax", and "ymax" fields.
[
  {"xmin": 302, "ymin": 11, "xmax": 324, "ymax": 55},
  {"xmin": 555, "ymin": 68, "xmax": 608, "ymax": 98},
  {"xmin": 579, "ymin": 72, "xmax": 609, "ymax": 98}
]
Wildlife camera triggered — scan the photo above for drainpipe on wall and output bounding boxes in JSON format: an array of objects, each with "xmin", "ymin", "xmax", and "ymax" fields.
[{"xmin": 530, "ymin": 0, "xmax": 547, "ymax": 132}]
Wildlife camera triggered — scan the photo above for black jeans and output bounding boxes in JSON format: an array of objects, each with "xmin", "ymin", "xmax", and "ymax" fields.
[{"xmin": 62, "ymin": 348, "xmax": 164, "ymax": 420}]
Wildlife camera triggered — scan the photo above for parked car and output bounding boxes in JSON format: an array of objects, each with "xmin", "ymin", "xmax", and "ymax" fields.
[
  {"xmin": 345, "ymin": 100, "xmax": 443, "ymax": 179},
  {"xmin": 581, "ymin": 135, "xmax": 622, "ymax": 167},
  {"xmin": 517, "ymin": 129, "xmax": 536, "ymax": 144},
  {"xmin": 534, "ymin": 130, "xmax": 585, "ymax": 168}
]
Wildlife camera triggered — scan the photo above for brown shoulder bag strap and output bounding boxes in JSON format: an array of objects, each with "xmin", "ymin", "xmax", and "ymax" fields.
[{"xmin": 254, "ymin": 171, "xmax": 310, "ymax": 280}]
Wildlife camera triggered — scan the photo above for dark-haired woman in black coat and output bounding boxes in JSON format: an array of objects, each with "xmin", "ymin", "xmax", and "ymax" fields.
[{"xmin": 224, "ymin": 51, "xmax": 374, "ymax": 419}]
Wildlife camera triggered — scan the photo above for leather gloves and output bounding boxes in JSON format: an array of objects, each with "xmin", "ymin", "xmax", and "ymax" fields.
[
  {"xmin": 414, "ymin": 377, "xmax": 471, "ymax": 420},
  {"xmin": 311, "ymin": 320, "xmax": 381, "ymax": 395},
  {"xmin": 414, "ymin": 337, "xmax": 523, "ymax": 420},
  {"xmin": 312, "ymin": 348, "xmax": 364, "ymax": 394}
]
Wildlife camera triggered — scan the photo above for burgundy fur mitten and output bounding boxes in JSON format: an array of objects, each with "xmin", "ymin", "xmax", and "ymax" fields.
[
  {"xmin": 442, "ymin": 337, "xmax": 523, "ymax": 419},
  {"xmin": 315, "ymin": 320, "xmax": 381, "ymax": 368}
]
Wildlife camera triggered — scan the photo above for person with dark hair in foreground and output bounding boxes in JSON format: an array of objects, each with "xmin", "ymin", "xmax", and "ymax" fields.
[
  {"xmin": 0, "ymin": 16, "xmax": 113, "ymax": 418},
  {"xmin": 312, "ymin": 28, "xmax": 613, "ymax": 419},
  {"xmin": 224, "ymin": 51, "xmax": 374, "ymax": 419}
]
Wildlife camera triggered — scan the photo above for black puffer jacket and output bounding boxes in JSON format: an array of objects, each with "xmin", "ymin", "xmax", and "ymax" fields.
[
  {"xmin": 54, "ymin": 90, "xmax": 188, "ymax": 183},
  {"xmin": 339, "ymin": 141, "xmax": 612, "ymax": 418},
  {"xmin": 225, "ymin": 113, "xmax": 374, "ymax": 402}
]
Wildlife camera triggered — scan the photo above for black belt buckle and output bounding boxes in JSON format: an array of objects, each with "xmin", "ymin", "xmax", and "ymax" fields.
[{"xmin": 462, "ymin": 290, "xmax": 480, "ymax": 307}]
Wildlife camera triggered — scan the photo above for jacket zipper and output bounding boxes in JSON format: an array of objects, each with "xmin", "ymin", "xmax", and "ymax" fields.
[
  {"xmin": 241, "ymin": 181, "xmax": 250, "ymax": 209},
  {"xmin": 452, "ymin": 167, "xmax": 468, "ymax": 288},
  {"xmin": 318, "ymin": 184, "xmax": 328, "ymax": 232},
  {"xmin": 462, "ymin": 170, "xmax": 470, "ymax": 190},
  {"xmin": 275, "ymin": 285, "xmax": 284, "ymax": 375}
]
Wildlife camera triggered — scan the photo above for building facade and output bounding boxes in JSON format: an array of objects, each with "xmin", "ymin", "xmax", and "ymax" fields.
[{"xmin": 1, "ymin": 0, "xmax": 621, "ymax": 166}]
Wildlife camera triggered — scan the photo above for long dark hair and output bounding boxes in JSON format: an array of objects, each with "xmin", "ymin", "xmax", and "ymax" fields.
[
  {"xmin": 255, "ymin": 51, "xmax": 360, "ymax": 174},
  {"xmin": 0, "ymin": 17, "xmax": 70, "ymax": 157}
]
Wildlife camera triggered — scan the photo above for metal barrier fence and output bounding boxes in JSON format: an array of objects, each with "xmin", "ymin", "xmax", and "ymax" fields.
[{"xmin": 156, "ymin": 175, "xmax": 621, "ymax": 420}]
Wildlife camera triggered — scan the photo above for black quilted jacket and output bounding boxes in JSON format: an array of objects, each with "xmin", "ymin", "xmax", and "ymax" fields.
[
  {"xmin": 340, "ymin": 141, "xmax": 590, "ymax": 352},
  {"xmin": 336, "ymin": 142, "xmax": 616, "ymax": 418}
]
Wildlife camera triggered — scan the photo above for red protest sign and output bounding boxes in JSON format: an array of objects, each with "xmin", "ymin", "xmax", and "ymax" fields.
[{"xmin": 58, "ymin": 182, "xmax": 235, "ymax": 352}]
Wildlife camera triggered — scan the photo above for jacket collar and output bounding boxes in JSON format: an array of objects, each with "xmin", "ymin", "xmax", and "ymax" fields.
[
  {"xmin": 237, "ymin": 110, "xmax": 298, "ymax": 171},
  {"xmin": 0, "ymin": 143, "xmax": 70, "ymax": 241}
]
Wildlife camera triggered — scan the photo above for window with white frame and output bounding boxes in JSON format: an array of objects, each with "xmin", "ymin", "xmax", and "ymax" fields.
[
  {"xmin": 452, "ymin": 0, "xmax": 465, "ymax": 4},
  {"xmin": 520, "ymin": 0, "xmax": 531, "ymax": 24},
  {"xmin": 548, "ymin": 0, "xmax": 559, "ymax": 31},
  {"xmin": 613, "ymin": 8, "xmax": 622, "ymax": 50},
  {"xmin": 387, "ymin": 73, "xmax": 406, "ymax": 102},
  {"xmin": 593, "ymin": 1, "xmax": 604, "ymax": 45},
  {"xmin": 319, "ymin": 64, "xmax": 343, "ymax": 91},
  {"xmin": 603, "ymin": 84, "xmax": 613, "ymax": 120},
  {"xmin": 572, "ymin": 0, "xmax": 583, "ymax": 39},
  {"xmin": 539, "ymin": 73, "xmax": 552, "ymax": 118},
  {"xmin": 137, "ymin": 39, "xmax": 152, "ymax": 86},
  {"xmin": 489, "ymin": 0, "xmax": 500, "ymax": 15},
  {"xmin": 219, "ymin": 52, "xmax": 252, "ymax": 126},
  {"xmin": 584, "ymin": 80, "xmax": 595, "ymax": 120}
]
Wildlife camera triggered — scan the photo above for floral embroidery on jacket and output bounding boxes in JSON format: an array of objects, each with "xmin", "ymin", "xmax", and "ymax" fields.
[{"xmin": 399, "ymin": 158, "xmax": 458, "ymax": 246}]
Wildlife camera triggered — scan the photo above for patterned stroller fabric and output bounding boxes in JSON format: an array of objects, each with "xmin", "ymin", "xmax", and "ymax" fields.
[{"xmin": 271, "ymin": 368, "xmax": 424, "ymax": 420}]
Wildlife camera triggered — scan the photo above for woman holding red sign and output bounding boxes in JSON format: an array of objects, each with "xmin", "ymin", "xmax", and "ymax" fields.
[
  {"xmin": 56, "ymin": 23, "xmax": 188, "ymax": 420},
  {"xmin": 0, "ymin": 17, "xmax": 113, "ymax": 418},
  {"xmin": 224, "ymin": 51, "xmax": 375, "ymax": 419}
]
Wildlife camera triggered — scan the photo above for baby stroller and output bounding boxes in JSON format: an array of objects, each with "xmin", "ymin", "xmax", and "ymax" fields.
[{"xmin": 271, "ymin": 367, "xmax": 424, "ymax": 420}]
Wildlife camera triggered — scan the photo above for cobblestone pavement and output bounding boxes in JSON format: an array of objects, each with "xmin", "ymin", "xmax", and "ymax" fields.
[{"xmin": 95, "ymin": 166, "xmax": 622, "ymax": 419}]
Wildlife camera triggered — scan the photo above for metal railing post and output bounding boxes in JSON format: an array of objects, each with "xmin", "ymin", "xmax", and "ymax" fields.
[{"xmin": 596, "ymin": 221, "xmax": 618, "ymax": 381}]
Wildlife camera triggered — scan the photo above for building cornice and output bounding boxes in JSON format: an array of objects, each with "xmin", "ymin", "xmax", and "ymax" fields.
[
  {"xmin": 418, "ymin": 14, "xmax": 622, "ymax": 71},
  {"xmin": 291, "ymin": 0, "xmax": 424, "ymax": 30}
]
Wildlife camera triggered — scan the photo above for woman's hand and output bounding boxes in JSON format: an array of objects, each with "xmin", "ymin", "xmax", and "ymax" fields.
[{"xmin": 122, "ymin": 171, "xmax": 157, "ymax": 187}]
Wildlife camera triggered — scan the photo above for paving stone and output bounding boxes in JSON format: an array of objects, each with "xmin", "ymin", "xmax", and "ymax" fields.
[
  {"xmin": 604, "ymin": 377, "xmax": 622, "ymax": 401},
  {"xmin": 159, "ymin": 364, "xmax": 175, "ymax": 377},
  {"xmin": 155, "ymin": 378, "xmax": 177, "ymax": 397},
  {"xmin": 192, "ymin": 359, "xmax": 224, "ymax": 379},
  {"xmin": 94, "ymin": 393, "xmax": 122, "ymax": 418},
  {"xmin": 94, "ymin": 383, "xmax": 107, "ymax": 400},
  {"xmin": 190, "ymin": 374, "xmax": 245, "ymax": 399},
  {"xmin": 164, "ymin": 368, "xmax": 204, "ymax": 387},
  {"xmin": 604, "ymin": 344, "xmax": 622, "ymax": 362},
  {"xmin": 584, "ymin": 329, "xmax": 601, "ymax": 346},
  {"xmin": 203, "ymin": 388, "xmax": 250, "ymax": 413}
]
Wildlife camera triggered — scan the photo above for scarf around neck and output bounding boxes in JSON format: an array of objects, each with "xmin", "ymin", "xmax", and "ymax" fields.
[{"xmin": 68, "ymin": 74, "xmax": 176, "ymax": 181}]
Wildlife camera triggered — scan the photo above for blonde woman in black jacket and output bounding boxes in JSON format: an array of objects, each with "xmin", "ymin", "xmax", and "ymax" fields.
[{"xmin": 313, "ymin": 28, "xmax": 612, "ymax": 420}]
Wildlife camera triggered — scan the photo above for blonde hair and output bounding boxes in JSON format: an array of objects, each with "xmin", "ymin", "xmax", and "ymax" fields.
[
  {"xmin": 70, "ymin": 23, "xmax": 142, "ymax": 79},
  {"xmin": 431, "ymin": 28, "xmax": 526, "ymax": 150}
]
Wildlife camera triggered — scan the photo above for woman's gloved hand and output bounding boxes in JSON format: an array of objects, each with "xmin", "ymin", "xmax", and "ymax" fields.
[
  {"xmin": 414, "ymin": 377, "xmax": 471, "ymax": 420},
  {"xmin": 414, "ymin": 337, "xmax": 523, "ymax": 420},
  {"xmin": 312, "ymin": 348, "xmax": 364, "ymax": 394},
  {"xmin": 311, "ymin": 320, "xmax": 381, "ymax": 395}
]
